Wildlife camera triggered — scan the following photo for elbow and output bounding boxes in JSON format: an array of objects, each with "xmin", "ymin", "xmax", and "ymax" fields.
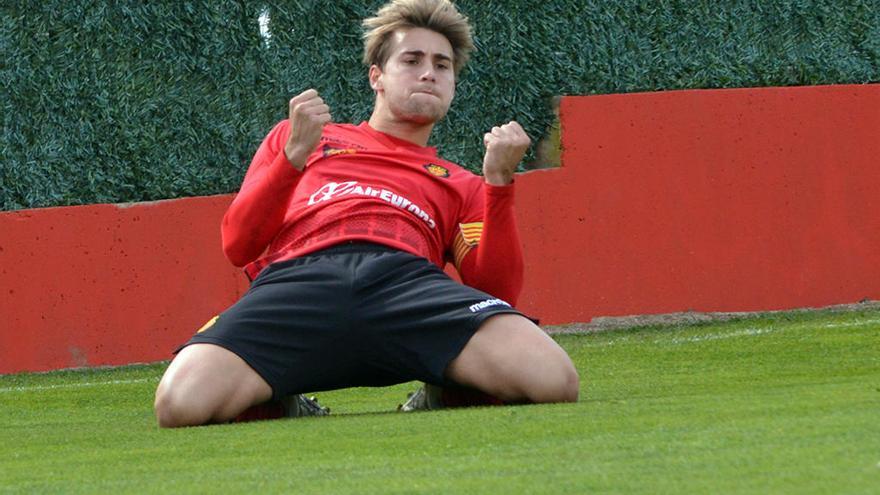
[
  {"xmin": 503, "ymin": 259, "xmax": 525, "ymax": 303},
  {"xmin": 221, "ymin": 224, "xmax": 255, "ymax": 268},
  {"xmin": 501, "ymin": 284, "xmax": 523, "ymax": 307},
  {"xmin": 464, "ymin": 249, "xmax": 525, "ymax": 305},
  {"xmin": 469, "ymin": 270, "xmax": 524, "ymax": 307},
  {"xmin": 222, "ymin": 243, "xmax": 250, "ymax": 267},
  {"xmin": 220, "ymin": 207, "xmax": 278, "ymax": 267},
  {"xmin": 506, "ymin": 267, "xmax": 526, "ymax": 306},
  {"xmin": 221, "ymin": 233, "xmax": 261, "ymax": 268}
]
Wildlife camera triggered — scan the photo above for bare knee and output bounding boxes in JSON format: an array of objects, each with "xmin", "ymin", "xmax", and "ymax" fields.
[
  {"xmin": 154, "ymin": 382, "xmax": 212, "ymax": 428},
  {"xmin": 547, "ymin": 360, "xmax": 580, "ymax": 403},
  {"xmin": 527, "ymin": 358, "xmax": 580, "ymax": 404},
  {"xmin": 152, "ymin": 344, "xmax": 273, "ymax": 428},
  {"xmin": 448, "ymin": 314, "xmax": 581, "ymax": 405}
]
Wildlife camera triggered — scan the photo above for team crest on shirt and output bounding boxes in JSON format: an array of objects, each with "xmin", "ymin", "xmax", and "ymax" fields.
[
  {"xmin": 322, "ymin": 144, "xmax": 357, "ymax": 157},
  {"xmin": 423, "ymin": 163, "xmax": 450, "ymax": 178}
]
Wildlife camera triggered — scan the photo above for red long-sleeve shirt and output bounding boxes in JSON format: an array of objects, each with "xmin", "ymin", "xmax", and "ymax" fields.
[{"xmin": 222, "ymin": 120, "xmax": 524, "ymax": 304}]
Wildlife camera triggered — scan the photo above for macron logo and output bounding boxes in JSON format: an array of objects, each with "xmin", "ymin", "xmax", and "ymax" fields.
[{"xmin": 469, "ymin": 298, "xmax": 511, "ymax": 313}]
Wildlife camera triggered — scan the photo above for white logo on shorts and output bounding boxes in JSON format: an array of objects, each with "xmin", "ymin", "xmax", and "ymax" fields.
[{"xmin": 468, "ymin": 298, "xmax": 511, "ymax": 313}]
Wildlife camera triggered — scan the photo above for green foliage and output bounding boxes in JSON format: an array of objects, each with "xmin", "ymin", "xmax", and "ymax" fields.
[
  {"xmin": 2, "ymin": 0, "xmax": 878, "ymax": 211},
  {"xmin": 1, "ymin": 308, "xmax": 879, "ymax": 492}
]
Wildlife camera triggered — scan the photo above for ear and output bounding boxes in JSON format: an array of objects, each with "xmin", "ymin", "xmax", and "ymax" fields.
[{"xmin": 369, "ymin": 64, "xmax": 383, "ymax": 91}]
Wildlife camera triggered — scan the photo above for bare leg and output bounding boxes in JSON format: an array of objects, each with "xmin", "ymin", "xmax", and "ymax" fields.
[
  {"xmin": 154, "ymin": 343, "xmax": 273, "ymax": 428},
  {"xmin": 445, "ymin": 314, "xmax": 579, "ymax": 403}
]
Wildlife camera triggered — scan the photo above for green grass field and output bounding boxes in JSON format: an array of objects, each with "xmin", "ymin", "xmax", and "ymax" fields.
[{"xmin": 2, "ymin": 308, "xmax": 878, "ymax": 494}]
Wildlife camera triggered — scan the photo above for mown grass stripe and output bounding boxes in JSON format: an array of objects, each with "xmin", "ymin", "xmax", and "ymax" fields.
[{"xmin": 0, "ymin": 377, "xmax": 153, "ymax": 394}]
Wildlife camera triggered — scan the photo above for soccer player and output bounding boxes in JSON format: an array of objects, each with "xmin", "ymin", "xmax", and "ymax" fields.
[{"xmin": 154, "ymin": 0, "xmax": 579, "ymax": 427}]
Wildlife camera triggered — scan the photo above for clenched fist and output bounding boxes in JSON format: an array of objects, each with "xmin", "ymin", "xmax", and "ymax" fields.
[
  {"xmin": 482, "ymin": 121, "xmax": 530, "ymax": 186},
  {"xmin": 284, "ymin": 89, "xmax": 332, "ymax": 170}
]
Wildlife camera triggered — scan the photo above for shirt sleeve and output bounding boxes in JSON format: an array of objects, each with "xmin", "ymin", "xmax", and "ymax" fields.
[
  {"xmin": 452, "ymin": 181, "xmax": 524, "ymax": 305},
  {"xmin": 221, "ymin": 120, "xmax": 303, "ymax": 267}
]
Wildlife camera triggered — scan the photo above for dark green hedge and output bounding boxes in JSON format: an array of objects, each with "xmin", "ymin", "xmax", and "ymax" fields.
[{"xmin": 2, "ymin": 0, "xmax": 878, "ymax": 211}]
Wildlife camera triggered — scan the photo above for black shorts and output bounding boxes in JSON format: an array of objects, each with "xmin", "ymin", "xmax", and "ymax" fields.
[{"xmin": 180, "ymin": 242, "xmax": 526, "ymax": 399}]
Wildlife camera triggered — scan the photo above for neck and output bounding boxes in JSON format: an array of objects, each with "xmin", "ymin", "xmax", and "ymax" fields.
[{"xmin": 368, "ymin": 108, "xmax": 434, "ymax": 147}]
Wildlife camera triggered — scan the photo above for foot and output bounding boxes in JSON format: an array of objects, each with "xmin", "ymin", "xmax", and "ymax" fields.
[
  {"xmin": 234, "ymin": 395, "xmax": 330, "ymax": 422},
  {"xmin": 282, "ymin": 394, "xmax": 331, "ymax": 417},
  {"xmin": 398, "ymin": 383, "xmax": 504, "ymax": 411},
  {"xmin": 398, "ymin": 383, "xmax": 444, "ymax": 411}
]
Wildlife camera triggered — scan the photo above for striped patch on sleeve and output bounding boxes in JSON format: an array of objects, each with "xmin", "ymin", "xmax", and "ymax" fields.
[
  {"xmin": 452, "ymin": 222, "xmax": 483, "ymax": 268},
  {"xmin": 197, "ymin": 315, "xmax": 219, "ymax": 334}
]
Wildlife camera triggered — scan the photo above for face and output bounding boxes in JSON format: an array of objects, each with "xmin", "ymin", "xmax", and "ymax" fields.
[{"xmin": 370, "ymin": 27, "xmax": 456, "ymax": 125}]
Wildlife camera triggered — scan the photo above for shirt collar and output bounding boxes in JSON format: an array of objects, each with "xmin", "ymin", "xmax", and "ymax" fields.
[{"xmin": 358, "ymin": 122, "xmax": 438, "ymax": 156}]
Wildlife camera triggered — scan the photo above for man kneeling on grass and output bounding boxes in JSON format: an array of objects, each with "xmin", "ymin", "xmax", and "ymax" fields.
[{"xmin": 154, "ymin": 0, "xmax": 578, "ymax": 427}]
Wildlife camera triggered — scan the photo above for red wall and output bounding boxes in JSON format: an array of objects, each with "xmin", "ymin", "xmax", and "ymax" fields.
[
  {"xmin": 516, "ymin": 84, "xmax": 880, "ymax": 323},
  {"xmin": 0, "ymin": 197, "xmax": 248, "ymax": 373},
  {"xmin": 2, "ymin": 84, "xmax": 878, "ymax": 373}
]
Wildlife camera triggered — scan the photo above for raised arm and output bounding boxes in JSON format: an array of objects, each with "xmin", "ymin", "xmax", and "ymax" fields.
[
  {"xmin": 454, "ymin": 121, "xmax": 530, "ymax": 304},
  {"xmin": 221, "ymin": 90, "xmax": 331, "ymax": 266}
]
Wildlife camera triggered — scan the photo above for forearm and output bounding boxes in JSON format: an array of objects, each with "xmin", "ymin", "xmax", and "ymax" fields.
[
  {"xmin": 221, "ymin": 150, "xmax": 302, "ymax": 266},
  {"xmin": 460, "ymin": 183, "xmax": 524, "ymax": 304}
]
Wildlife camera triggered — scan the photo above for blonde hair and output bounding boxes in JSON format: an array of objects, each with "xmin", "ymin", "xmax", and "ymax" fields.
[{"xmin": 362, "ymin": 0, "xmax": 474, "ymax": 76}]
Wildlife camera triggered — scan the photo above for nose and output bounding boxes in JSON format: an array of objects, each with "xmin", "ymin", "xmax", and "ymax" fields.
[{"xmin": 419, "ymin": 66, "xmax": 436, "ymax": 82}]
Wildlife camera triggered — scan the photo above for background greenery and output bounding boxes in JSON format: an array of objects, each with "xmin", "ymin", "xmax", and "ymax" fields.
[{"xmin": 3, "ymin": 0, "xmax": 878, "ymax": 211}]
